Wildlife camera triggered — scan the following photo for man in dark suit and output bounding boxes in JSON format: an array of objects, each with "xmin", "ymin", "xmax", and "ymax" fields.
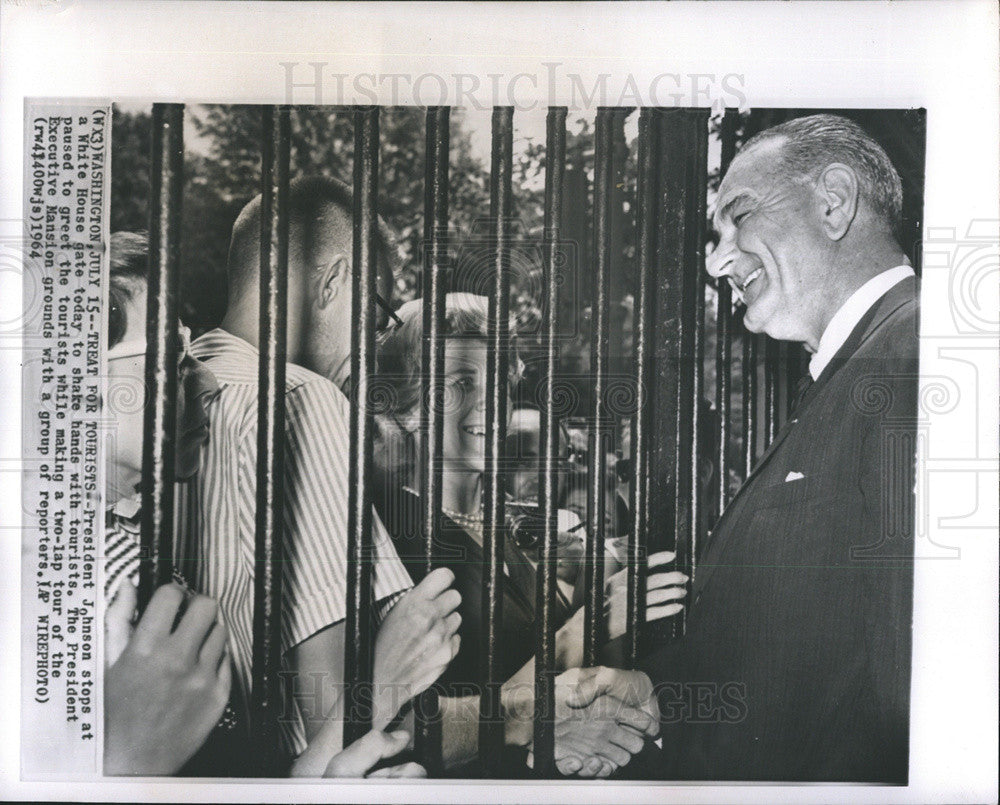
[{"xmin": 642, "ymin": 114, "xmax": 918, "ymax": 783}]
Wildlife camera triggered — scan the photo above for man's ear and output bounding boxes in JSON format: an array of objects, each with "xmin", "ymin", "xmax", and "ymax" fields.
[
  {"xmin": 313, "ymin": 253, "xmax": 350, "ymax": 309},
  {"xmin": 815, "ymin": 163, "xmax": 859, "ymax": 241}
]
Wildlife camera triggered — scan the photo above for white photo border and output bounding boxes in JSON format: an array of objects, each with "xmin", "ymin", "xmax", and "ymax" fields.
[{"xmin": 1, "ymin": 2, "xmax": 997, "ymax": 803}]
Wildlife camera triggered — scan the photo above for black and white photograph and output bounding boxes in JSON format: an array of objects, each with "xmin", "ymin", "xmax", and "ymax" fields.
[
  {"xmin": 94, "ymin": 102, "xmax": 926, "ymax": 783},
  {"xmin": 2, "ymin": 2, "xmax": 997, "ymax": 803}
]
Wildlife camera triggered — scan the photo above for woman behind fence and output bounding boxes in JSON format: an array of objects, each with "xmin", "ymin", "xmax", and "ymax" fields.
[
  {"xmin": 374, "ymin": 292, "xmax": 688, "ymax": 777},
  {"xmin": 103, "ymin": 232, "xmax": 443, "ymax": 778}
]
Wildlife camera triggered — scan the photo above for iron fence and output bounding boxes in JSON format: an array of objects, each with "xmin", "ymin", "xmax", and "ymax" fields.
[{"xmin": 136, "ymin": 102, "xmax": 809, "ymax": 776}]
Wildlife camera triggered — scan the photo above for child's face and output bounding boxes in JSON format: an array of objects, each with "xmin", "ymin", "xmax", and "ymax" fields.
[
  {"xmin": 105, "ymin": 286, "xmax": 216, "ymax": 502},
  {"xmin": 174, "ymin": 349, "xmax": 216, "ymax": 479},
  {"xmin": 506, "ymin": 409, "xmax": 570, "ymax": 504}
]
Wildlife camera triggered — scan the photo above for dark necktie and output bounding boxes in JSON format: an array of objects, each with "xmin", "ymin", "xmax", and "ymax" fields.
[{"xmin": 791, "ymin": 374, "xmax": 814, "ymax": 414}]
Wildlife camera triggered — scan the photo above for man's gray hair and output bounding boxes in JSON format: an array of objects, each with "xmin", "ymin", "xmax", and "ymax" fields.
[{"xmin": 743, "ymin": 114, "xmax": 903, "ymax": 237}]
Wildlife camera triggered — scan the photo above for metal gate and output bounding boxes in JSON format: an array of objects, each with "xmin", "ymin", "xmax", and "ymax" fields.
[{"xmin": 134, "ymin": 102, "xmax": 824, "ymax": 777}]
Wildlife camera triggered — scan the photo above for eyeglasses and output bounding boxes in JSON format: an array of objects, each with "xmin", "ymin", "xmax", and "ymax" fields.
[
  {"xmin": 107, "ymin": 325, "xmax": 193, "ymax": 362},
  {"xmin": 376, "ymin": 293, "xmax": 403, "ymax": 331}
]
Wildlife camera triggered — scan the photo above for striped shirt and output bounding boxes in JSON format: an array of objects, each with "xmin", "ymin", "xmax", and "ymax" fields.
[
  {"xmin": 104, "ymin": 492, "xmax": 194, "ymax": 601},
  {"xmin": 104, "ymin": 494, "xmax": 142, "ymax": 604},
  {"xmin": 176, "ymin": 328, "xmax": 412, "ymax": 756}
]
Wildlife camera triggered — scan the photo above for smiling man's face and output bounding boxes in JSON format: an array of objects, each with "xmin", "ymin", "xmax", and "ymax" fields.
[{"xmin": 707, "ymin": 139, "xmax": 831, "ymax": 347}]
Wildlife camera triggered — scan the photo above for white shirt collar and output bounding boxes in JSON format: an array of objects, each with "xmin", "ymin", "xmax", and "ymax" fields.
[{"xmin": 809, "ymin": 265, "xmax": 915, "ymax": 380}]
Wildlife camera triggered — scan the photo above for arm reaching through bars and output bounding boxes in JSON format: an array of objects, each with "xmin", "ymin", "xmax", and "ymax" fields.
[
  {"xmin": 104, "ymin": 583, "xmax": 232, "ymax": 775},
  {"xmin": 433, "ymin": 662, "xmax": 659, "ymax": 776},
  {"xmin": 321, "ymin": 729, "xmax": 426, "ymax": 778},
  {"xmin": 292, "ymin": 728, "xmax": 426, "ymax": 778},
  {"xmin": 372, "ymin": 567, "xmax": 462, "ymax": 728},
  {"xmin": 290, "ymin": 568, "xmax": 461, "ymax": 776}
]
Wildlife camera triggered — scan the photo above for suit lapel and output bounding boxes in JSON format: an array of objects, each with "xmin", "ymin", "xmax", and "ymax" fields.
[
  {"xmin": 695, "ymin": 277, "xmax": 918, "ymax": 595},
  {"xmin": 694, "ymin": 418, "xmax": 797, "ymax": 593},
  {"xmin": 798, "ymin": 276, "xmax": 916, "ymax": 412}
]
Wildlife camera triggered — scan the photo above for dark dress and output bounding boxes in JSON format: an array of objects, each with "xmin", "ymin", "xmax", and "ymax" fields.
[
  {"xmin": 375, "ymin": 485, "xmax": 572, "ymax": 777},
  {"xmin": 376, "ymin": 486, "xmax": 572, "ymax": 692}
]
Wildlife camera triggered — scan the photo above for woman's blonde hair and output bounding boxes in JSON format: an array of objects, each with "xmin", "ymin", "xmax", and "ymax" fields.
[
  {"xmin": 376, "ymin": 292, "xmax": 522, "ymax": 422},
  {"xmin": 373, "ymin": 292, "xmax": 522, "ymax": 481}
]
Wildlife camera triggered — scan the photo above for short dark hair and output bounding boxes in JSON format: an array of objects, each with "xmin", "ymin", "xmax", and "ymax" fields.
[
  {"xmin": 742, "ymin": 114, "xmax": 903, "ymax": 237},
  {"xmin": 226, "ymin": 175, "xmax": 397, "ymax": 303},
  {"xmin": 108, "ymin": 231, "xmax": 149, "ymax": 347}
]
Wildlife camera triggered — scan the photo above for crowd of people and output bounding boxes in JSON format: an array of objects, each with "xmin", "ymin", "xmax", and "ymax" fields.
[{"xmin": 103, "ymin": 113, "xmax": 918, "ymax": 782}]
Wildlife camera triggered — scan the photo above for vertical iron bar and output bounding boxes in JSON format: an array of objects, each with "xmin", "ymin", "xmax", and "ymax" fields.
[
  {"xmin": 583, "ymin": 108, "xmax": 615, "ymax": 668},
  {"xmin": 627, "ymin": 108, "xmax": 658, "ymax": 666},
  {"xmin": 715, "ymin": 109, "xmax": 739, "ymax": 516},
  {"xmin": 744, "ymin": 111, "xmax": 774, "ymax": 459},
  {"xmin": 763, "ymin": 336, "xmax": 780, "ymax": 446},
  {"xmin": 139, "ymin": 103, "xmax": 183, "ymax": 611},
  {"xmin": 562, "ymin": 157, "xmax": 588, "ymax": 362},
  {"xmin": 250, "ymin": 106, "xmax": 291, "ymax": 769},
  {"xmin": 344, "ymin": 106, "xmax": 380, "ymax": 746},
  {"xmin": 415, "ymin": 106, "xmax": 450, "ymax": 774},
  {"xmin": 741, "ymin": 328, "xmax": 759, "ymax": 475},
  {"xmin": 608, "ymin": 113, "xmax": 630, "ymax": 324},
  {"xmin": 479, "ymin": 106, "xmax": 513, "ymax": 775},
  {"xmin": 647, "ymin": 108, "xmax": 708, "ymax": 646},
  {"xmin": 532, "ymin": 106, "xmax": 567, "ymax": 779},
  {"xmin": 688, "ymin": 114, "xmax": 708, "ymax": 586},
  {"xmin": 714, "ymin": 289, "xmax": 732, "ymax": 515}
]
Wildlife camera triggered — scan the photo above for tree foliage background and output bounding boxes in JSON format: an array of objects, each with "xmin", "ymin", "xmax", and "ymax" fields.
[
  {"xmin": 113, "ymin": 106, "xmax": 556, "ymax": 330},
  {"xmin": 111, "ymin": 105, "xmax": 923, "ymax": 516},
  {"xmin": 111, "ymin": 103, "xmax": 735, "ymax": 419}
]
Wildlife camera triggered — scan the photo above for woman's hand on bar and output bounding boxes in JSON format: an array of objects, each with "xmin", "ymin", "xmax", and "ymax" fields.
[
  {"xmin": 605, "ymin": 550, "xmax": 688, "ymax": 642},
  {"xmin": 556, "ymin": 550, "xmax": 687, "ymax": 670},
  {"xmin": 372, "ymin": 567, "xmax": 461, "ymax": 728},
  {"xmin": 104, "ymin": 583, "xmax": 231, "ymax": 775},
  {"xmin": 556, "ymin": 529, "xmax": 586, "ymax": 585}
]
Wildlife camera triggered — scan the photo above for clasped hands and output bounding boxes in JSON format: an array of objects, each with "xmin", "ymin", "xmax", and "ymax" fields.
[
  {"xmin": 524, "ymin": 666, "xmax": 661, "ymax": 778},
  {"xmin": 523, "ymin": 549, "xmax": 686, "ymax": 776}
]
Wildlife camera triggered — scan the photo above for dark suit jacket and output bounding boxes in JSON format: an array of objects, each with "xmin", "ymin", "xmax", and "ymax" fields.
[{"xmin": 642, "ymin": 277, "xmax": 919, "ymax": 783}]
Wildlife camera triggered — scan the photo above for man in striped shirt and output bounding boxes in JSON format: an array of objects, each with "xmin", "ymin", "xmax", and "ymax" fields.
[{"xmin": 177, "ymin": 177, "xmax": 460, "ymax": 763}]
